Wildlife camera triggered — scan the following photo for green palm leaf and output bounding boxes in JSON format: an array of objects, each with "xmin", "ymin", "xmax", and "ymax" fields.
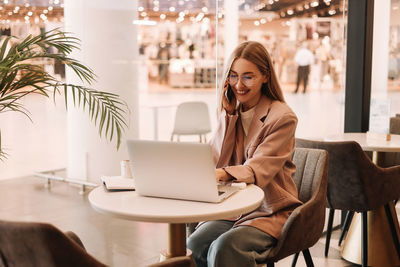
[{"xmin": 0, "ymin": 29, "xmax": 129, "ymax": 159}]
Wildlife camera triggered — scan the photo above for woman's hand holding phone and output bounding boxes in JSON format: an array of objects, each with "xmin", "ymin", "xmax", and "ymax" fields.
[{"xmin": 222, "ymin": 82, "xmax": 236, "ymax": 115}]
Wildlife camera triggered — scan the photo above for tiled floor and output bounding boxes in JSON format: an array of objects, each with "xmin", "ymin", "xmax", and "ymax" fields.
[
  {"xmin": 1, "ymin": 82, "xmax": 400, "ymax": 266},
  {"xmin": 0, "ymin": 176, "xmax": 363, "ymax": 267}
]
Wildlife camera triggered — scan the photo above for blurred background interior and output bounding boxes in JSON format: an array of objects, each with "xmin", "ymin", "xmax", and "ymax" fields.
[{"xmin": 0, "ymin": 1, "xmax": 400, "ymax": 266}]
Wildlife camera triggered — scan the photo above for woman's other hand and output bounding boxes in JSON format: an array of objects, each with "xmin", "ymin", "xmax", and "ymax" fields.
[
  {"xmin": 222, "ymin": 82, "xmax": 236, "ymax": 115},
  {"xmin": 215, "ymin": 168, "xmax": 232, "ymax": 182}
]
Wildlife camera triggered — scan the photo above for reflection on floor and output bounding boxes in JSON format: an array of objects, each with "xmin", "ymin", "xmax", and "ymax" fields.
[{"xmin": 0, "ymin": 176, "xmax": 365, "ymax": 267}]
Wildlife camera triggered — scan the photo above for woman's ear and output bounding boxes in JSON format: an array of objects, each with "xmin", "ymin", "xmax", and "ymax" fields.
[{"xmin": 262, "ymin": 72, "xmax": 269, "ymax": 83}]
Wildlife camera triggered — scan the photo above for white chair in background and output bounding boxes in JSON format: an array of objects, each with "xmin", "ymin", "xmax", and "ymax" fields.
[{"xmin": 171, "ymin": 101, "xmax": 211, "ymax": 143}]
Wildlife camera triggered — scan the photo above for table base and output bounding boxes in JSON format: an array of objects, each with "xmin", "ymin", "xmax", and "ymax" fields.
[{"xmin": 341, "ymin": 203, "xmax": 400, "ymax": 266}]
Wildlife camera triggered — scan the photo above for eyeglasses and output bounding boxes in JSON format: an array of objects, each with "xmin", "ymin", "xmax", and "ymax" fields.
[{"xmin": 227, "ymin": 73, "xmax": 258, "ymax": 87}]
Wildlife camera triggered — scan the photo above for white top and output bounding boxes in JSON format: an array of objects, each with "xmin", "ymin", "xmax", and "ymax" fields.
[
  {"xmin": 240, "ymin": 106, "xmax": 256, "ymax": 136},
  {"xmin": 294, "ymin": 47, "xmax": 314, "ymax": 66},
  {"xmin": 325, "ymin": 133, "xmax": 400, "ymax": 152},
  {"xmin": 88, "ymin": 184, "xmax": 264, "ymax": 223}
]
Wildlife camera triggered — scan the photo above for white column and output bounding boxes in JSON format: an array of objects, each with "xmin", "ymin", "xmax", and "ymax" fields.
[
  {"xmin": 223, "ymin": 0, "xmax": 239, "ymax": 66},
  {"xmin": 371, "ymin": 0, "xmax": 391, "ymax": 97},
  {"xmin": 64, "ymin": 0, "xmax": 139, "ymax": 182}
]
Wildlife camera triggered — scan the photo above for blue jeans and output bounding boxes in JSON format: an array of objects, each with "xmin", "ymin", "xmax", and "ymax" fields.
[{"xmin": 187, "ymin": 220, "xmax": 276, "ymax": 267}]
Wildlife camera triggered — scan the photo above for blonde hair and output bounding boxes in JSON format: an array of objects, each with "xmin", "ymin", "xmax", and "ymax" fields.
[{"xmin": 218, "ymin": 41, "xmax": 285, "ymax": 111}]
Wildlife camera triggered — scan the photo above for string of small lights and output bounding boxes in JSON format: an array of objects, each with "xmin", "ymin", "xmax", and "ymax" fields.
[{"xmin": 0, "ymin": 0, "xmax": 63, "ymax": 25}]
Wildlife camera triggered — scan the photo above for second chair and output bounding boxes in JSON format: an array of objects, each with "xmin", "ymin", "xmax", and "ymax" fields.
[
  {"xmin": 171, "ymin": 101, "xmax": 211, "ymax": 143},
  {"xmin": 296, "ymin": 138, "xmax": 400, "ymax": 267}
]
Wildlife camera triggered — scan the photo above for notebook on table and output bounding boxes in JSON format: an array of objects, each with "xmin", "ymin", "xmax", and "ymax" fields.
[{"xmin": 126, "ymin": 139, "xmax": 241, "ymax": 203}]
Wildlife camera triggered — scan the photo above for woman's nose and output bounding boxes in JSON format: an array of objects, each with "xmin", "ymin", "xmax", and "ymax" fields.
[{"xmin": 234, "ymin": 78, "xmax": 246, "ymax": 89}]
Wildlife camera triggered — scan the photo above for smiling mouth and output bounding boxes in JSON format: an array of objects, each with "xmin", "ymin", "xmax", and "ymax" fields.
[{"xmin": 236, "ymin": 89, "xmax": 249, "ymax": 95}]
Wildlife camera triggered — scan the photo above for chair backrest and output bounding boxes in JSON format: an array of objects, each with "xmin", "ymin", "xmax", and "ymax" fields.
[
  {"xmin": 171, "ymin": 101, "xmax": 211, "ymax": 135},
  {"xmin": 266, "ymin": 147, "xmax": 328, "ymax": 261},
  {"xmin": 382, "ymin": 116, "xmax": 400, "ymax": 167},
  {"xmin": 390, "ymin": 115, "xmax": 400, "ymax": 134},
  {"xmin": 295, "ymin": 138, "xmax": 391, "ymax": 211},
  {"xmin": 0, "ymin": 220, "xmax": 106, "ymax": 267}
]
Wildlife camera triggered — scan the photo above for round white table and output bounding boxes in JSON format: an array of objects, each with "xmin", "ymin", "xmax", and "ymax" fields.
[
  {"xmin": 325, "ymin": 132, "xmax": 400, "ymax": 266},
  {"xmin": 88, "ymin": 184, "xmax": 264, "ymax": 259}
]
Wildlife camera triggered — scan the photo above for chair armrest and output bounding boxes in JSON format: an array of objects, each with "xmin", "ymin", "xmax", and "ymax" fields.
[
  {"xmin": 268, "ymin": 195, "xmax": 326, "ymax": 261},
  {"xmin": 365, "ymin": 165, "xmax": 400, "ymax": 210}
]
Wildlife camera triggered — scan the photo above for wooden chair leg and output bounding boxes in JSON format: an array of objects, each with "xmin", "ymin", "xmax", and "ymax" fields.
[
  {"xmin": 291, "ymin": 252, "xmax": 300, "ymax": 267},
  {"xmin": 302, "ymin": 249, "xmax": 314, "ymax": 267},
  {"xmin": 361, "ymin": 212, "xmax": 368, "ymax": 267},
  {"xmin": 338, "ymin": 211, "xmax": 354, "ymax": 246},
  {"xmin": 325, "ymin": 208, "xmax": 335, "ymax": 257},
  {"xmin": 384, "ymin": 203, "xmax": 400, "ymax": 261}
]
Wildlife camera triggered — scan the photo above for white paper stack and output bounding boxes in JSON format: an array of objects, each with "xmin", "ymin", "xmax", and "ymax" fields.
[{"xmin": 101, "ymin": 176, "xmax": 135, "ymax": 191}]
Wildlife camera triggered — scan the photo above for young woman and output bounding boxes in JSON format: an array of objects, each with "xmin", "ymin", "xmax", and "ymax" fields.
[{"xmin": 187, "ymin": 41, "xmax": 302, "ymax": 267}]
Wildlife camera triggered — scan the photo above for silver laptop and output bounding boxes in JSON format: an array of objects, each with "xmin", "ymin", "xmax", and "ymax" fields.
[{"xmin": 126, "ymin": 139, "xmax": 240, "ymax": 203}]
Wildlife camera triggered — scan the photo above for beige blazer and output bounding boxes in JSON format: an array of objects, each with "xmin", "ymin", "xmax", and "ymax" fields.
[{"xmin": 210, "ymin": 95, "xmax": 302, "ymax": 238}]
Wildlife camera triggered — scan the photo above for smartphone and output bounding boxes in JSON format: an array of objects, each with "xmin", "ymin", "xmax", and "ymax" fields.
[{"xmin": 225, "ymin": 84, "xmax": 234, "ymax": 103}]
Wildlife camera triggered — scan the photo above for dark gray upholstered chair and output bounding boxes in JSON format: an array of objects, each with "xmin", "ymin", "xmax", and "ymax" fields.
[
  {"xmin": 264, "ymin": 147, "xmax": 328, "ymax": 267},
  {"xmin": 380, "ymin": 114, "xmax": 400, "ymax": 167},
  {"xmin": 0, "ymin": 220, "xmax": 107, "ymax": 267},
  {"xmin": 295, "ymin": 138, "xmax": 400, "ymax": 267}
]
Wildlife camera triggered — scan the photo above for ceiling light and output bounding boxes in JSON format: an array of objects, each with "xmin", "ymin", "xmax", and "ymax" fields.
[
  {"xmin": 311, "ymin": 1, "xmax": 319, "ymax": 7},
  {"xmin": 54, "ymin": 0, "xmax": 59, "ymax": 4},
  {"xmin": 160, "ymin": 14, "xmax": 166, "ymax": 20},
  {"xmin": 328, "ymin": 9, "xmax": 336, "ymax": 15},
  {"xmin": 202, "ymin": 7, "xmax": 208, "ymax": 13},
  {"xmin": 196, "ymin": 13, "xmax": 204, "ymax": 21},
  {"xmin": 48, "ymin": 6, "xmax": 53, "ymax": 11},
  {"xmin": 260, "ymin": 18, "xmax": 266, "ymax": 24},
  {"xmin": 153, "ymin": 7, "xmax": 159, "ymax": 11},
  {"xmin": 304, "ymin": 4, "xmax": 310, "ymax": 9},
  {"xmin": 169, "ymin": 6, "xmax": 176, "ymax": 12},
  {"xmin": 138, "ymin": 7, "xmax": 144, "ymax": 12},
  {"xmin": 287, "ymin": 9, "xmax": 294, "ymax": 15},
  {"xmin": 254, "ymin": 20, "xmax": 260, "ymax": 26}
]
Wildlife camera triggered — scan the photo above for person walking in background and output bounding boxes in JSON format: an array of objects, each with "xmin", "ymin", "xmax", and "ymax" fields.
[{"xmin": 294, "ymin": 42, "xmax": 314, "ymax": 93}]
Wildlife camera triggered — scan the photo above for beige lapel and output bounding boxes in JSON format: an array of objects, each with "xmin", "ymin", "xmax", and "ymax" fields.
[{"xmin": 243, "ymin": 96, "xmax": 272, "ymax": 150}]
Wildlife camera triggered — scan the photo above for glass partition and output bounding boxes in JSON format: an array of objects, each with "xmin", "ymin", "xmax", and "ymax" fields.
[
  {"xmin": 389, "ymin": 0, "xmax": 400, "ymax": 116},
  {"xmin": 135, "ymin": 0, "xmax": 218, "ymax": 141},
  {"xmin": 217, "ymin": 0, "xmax": 348, "ymax": 139}
]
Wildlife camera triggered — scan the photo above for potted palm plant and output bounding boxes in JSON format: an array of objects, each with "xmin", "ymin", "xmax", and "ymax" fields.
[{"xmin": 0, "ymin": 29, "xmax": 128, "ymax": 160}]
